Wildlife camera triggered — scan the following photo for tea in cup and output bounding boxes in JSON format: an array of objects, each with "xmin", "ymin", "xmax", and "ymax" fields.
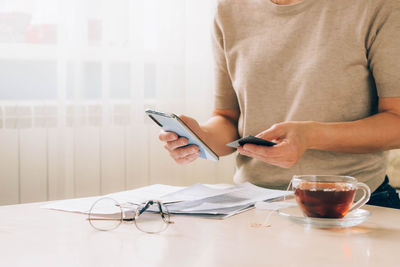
[{"xmin": 292, "ymin": 175, "xmax": 371, "ymax": 219}]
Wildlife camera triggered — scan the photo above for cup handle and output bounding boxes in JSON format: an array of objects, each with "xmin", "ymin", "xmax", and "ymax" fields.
[{"xmin": 348, "ymin": 182, "xmax": 371, "ymax": 213}]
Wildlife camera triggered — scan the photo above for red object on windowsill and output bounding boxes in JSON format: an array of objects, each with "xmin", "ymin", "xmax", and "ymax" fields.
[{"xmin": 25, "ymin": 24, "xmax": 57, "ymax": 44}]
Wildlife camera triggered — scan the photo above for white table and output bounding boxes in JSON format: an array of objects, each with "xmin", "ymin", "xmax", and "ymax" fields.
[{"xmin": 0, "ymin": 201, "xmax": 399, "ymax": 267}]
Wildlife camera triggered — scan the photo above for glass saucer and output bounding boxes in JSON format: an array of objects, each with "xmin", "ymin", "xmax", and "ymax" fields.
[{"xmin": 277, "ymin": 206, "xmax": 371, "ymax": 228}]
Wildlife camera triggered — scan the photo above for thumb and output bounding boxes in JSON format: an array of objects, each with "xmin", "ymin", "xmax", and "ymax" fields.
[
  {"xmin": 256, "ymin": 124, "xmax": 285, "ymax": 142},
  {"xmin": 178, "ymin": 115, "xmax": 200, "ymax": 133},
  {"xmin": 179, "ymin": 114, "xmax": 196, "ymax": 126}
]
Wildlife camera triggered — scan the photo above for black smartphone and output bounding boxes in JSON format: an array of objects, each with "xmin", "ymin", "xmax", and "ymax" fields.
[{"xmin": 226, "ymin": 136, "xmax": 276, "ymax": 148}]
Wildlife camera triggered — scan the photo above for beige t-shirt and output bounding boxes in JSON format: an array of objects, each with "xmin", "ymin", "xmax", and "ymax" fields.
[{"xmin": 213, "ymin": 0, "xmax": 400, "ymax": 191}]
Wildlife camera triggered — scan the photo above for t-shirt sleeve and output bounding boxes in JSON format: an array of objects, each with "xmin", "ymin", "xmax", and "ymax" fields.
[
  {"xmin": 212, "ymin": 15, "xmax": 239, "ymax": 110},
  {"xmin": 367, "ymin": 2, "xmax": 400, "ymax": 98}
]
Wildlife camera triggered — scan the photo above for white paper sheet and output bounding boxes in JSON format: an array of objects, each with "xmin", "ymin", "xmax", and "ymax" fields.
[
  {"xmin": 42, "ymin": 183, "xmax": 236, "ymax": 213},
  {"xmin": 42, "ymin": 182, "xmax": 293, "ymax": 218},
  {"xmin": 108, "ymin": 184, "xmax": 184, "ymax": 204},
  {"xmin": 160, "ymin": 183, "xmax": 239, "ymax": 203},
  {"xmin": 41, "ymin": 196, "xmax": 102, "ymax": 214},
  {"xmin": 43, "ymin": 184, "xmax": 183, "ymax": 213},
  {"xmin": 167, "ymin": 182, "xmax": 292, "ymax": 213}
]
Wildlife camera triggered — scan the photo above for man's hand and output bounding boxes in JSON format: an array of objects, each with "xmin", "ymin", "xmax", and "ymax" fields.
[
  {"xmin": 237, "ymin": 122, "xmax": 314, "ymax": 168},
  {"xmin": 158, "ymin": 115, "xmax": 202, "ymax": 165}
]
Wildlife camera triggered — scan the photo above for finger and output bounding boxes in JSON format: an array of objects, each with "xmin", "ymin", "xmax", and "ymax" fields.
[
  {"xmin": 165, "ymin": 137, "xmax": 189, "ymax": 151},
  {"xmin": 178, "ymin": 115, "xmax": 199, "ymax": 133},
  {"xmin": 238, "ymin": 146, "xmax": 263, "ymax": 159},
  {"xmin": 242, "ymin": 143, "xmax": 274, "ymax": 157},
  {"xmin": 178, "ymin": 114, "xmax": 194, "ymax": 126},
  {"xmin": 240, "ymin": 143, "xmax": 284, "ymax": 162},
  {"xmin": 238, "ymin": 147, "xmax": 292, "ymax": 168},
  {"xmin": 176, "ymin": 152, "xmax": 200, "ymax": 165},
  {"xmin": 245, "ymin": 142, "xmax": 298, "ymax": 168},
  {"xmin": 256, "ymin": 123, "xmax": 284, "ymax": 142},
  {"xmin": 159, "ymin": 131, "xmax": 178, "ymax": 142},
  {"xmin": 238, "ymin": 148, "xmax": 272, "ymax": 163},
  {"xmin": 178, "ymin": 114, "xmax": 190, "ymax": 122},
  {"xmin": 237, "ymin": 147, "xmax": 253, "ymax": 158},
  {"xmin": 170, "ymin": 145, "xmax": 200, "ymax": 160}
]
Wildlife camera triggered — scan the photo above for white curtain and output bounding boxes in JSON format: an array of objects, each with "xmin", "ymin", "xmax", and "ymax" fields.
[
  {"xmin": 0, "ymin": 0, "xmax": 236, "ymax": 204},
  {"xmin": 0, "ymin": 0, "xmax": 215, "ymax": 125}
]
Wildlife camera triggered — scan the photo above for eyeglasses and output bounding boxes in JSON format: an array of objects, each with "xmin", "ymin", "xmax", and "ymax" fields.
[{"xmin": 88, "ymin": 198, "xmax": 173, "ymax": 234}]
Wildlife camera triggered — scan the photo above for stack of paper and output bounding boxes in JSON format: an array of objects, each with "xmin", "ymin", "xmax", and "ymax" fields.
[
  {"xmin": 164, "ymin": 183, "xmax": 292, "ymax": 218},
  {"xmin": 43, "ymin": 182, "xmax": 292, "ymax": 219}
]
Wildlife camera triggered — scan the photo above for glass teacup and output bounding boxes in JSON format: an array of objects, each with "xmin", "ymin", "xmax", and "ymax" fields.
[{"xmin": 292, "ymin": 175, "xmax": 371, "ymax": 219}]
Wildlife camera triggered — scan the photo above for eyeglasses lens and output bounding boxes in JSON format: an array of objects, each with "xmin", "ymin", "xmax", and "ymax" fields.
[
  {"xmin": 134, "ymin": 201, "xmax": 170, "ymax": 234},
  {"xmin": 88, "ymin": 198, "xmax": 122, "ymax": 231}
]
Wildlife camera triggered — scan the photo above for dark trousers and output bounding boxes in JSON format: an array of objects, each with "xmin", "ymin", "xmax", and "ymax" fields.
[{"xmin": 367, "ymin": 176, "xmax": 400, "ymax": 209}]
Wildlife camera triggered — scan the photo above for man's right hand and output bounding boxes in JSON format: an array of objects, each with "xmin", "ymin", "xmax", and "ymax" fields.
[{"xmin": 158, "ymin": 115, "xmax": 202, "ymax": 165}]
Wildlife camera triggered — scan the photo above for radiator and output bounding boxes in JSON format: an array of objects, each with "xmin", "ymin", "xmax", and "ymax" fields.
[{"xmin": 0, "ymin": 104, "xmax": 236, "ymax": 205}]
